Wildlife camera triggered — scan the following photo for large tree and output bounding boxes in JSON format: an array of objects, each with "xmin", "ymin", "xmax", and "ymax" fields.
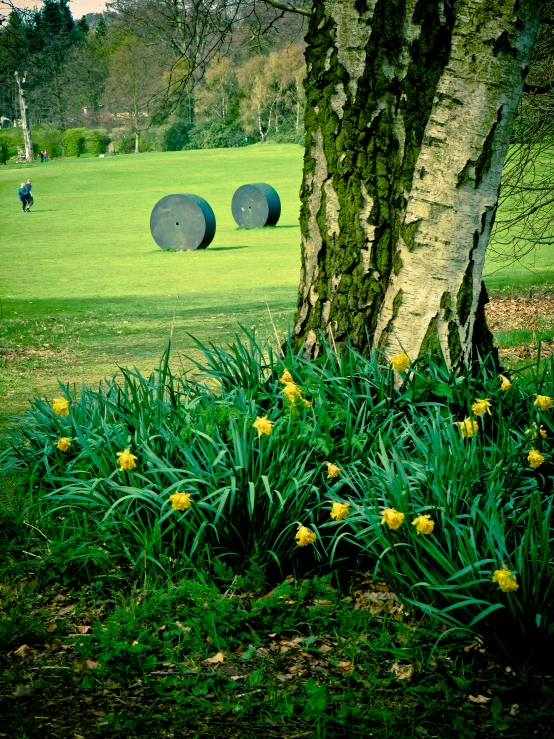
[{"xmin": 292, "ymin": 0, "xmax": 546, "ymax": 366}]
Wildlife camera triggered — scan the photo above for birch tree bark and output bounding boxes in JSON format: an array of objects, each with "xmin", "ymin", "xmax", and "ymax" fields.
[
  {"xmin": 293, "ymin": 0, "xmax": 546, "ymax": 367},
  {"xmin": 14, "ymin": 71, "xmax": 33, "ymax": 163}
]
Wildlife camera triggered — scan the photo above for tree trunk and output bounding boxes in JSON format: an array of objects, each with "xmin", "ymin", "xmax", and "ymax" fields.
[
  {"xmin": 14, "ymin": 71, "xmax": 33, "ymax": 163},
  {"xmin": 293, "ymin": 0, "xmax": 545, "ymax": 368},
  {"xmin": 135, "ymin": 129, "xmax": 140, "ymax": 154}
]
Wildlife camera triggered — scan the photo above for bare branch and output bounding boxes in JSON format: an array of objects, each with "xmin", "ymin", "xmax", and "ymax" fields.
[{"xmin": 262, "ymin": 0, "xmax": 312, "ymax": 17}]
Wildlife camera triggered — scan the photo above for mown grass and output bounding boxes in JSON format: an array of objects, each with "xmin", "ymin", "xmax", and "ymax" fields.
[{"xmin": 0, "ymin": 145, "xmax": 303, "ymax": 420}]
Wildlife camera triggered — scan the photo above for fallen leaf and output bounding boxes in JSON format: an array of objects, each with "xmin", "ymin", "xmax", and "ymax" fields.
[
  {"xmin": 391, "ymin": 661, "xmax": 414, "ymax": 680},
  {"xmin": 46, "ymin": 624, "xmax": 57, "ymax": 633},
  {"xmin": 58, "ymin": 605, "xmax": 74, "ymax": 617},
  {"xmin": 318, "ymin": 644, "xmax": 333, "ymax": 653},
  {"xmin": 175, "ymin": 621, "xmax": 191, "ymax": 633},
  {"xmin": 8, "ymin": 645, "xmax": 37, "ymax": 663},
  {"xmin": 313, "ymin": 599, "xmax": 334, "ymax": 606},
  {"xmin": 509, "ymin": 703, "xmax": 520, "ymax": 716},
  {"xmin": 85, "ymin": 659, "xmax": 99, "ymax": 670},
  {"xmin": 468, "ymin": 694, "xmax": 491, "ymax": 704},
  {"xmin": 74, "ymin": 625, "xmax": 91, "ymax": 634},
  {"xmin": 205, "ymin": 651, "xmax": 225, "ymax": 664},
  {"xmin": 336, "ymin": 661, "xmax": 355, "ymax": 673}
]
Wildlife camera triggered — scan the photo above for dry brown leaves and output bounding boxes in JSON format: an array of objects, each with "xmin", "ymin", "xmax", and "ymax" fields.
[{"xmin": 486, "ymin": 291, "xmax": 554, "ymax": 361}]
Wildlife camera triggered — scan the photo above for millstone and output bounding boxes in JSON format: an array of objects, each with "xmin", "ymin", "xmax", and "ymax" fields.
[
  {"xmin": 231, "ymin": 183, "xmax": 281, "ymax": 228},
  {"xmin": 150, "ymin": 194, "xmax": 216, "ymax": 250}
]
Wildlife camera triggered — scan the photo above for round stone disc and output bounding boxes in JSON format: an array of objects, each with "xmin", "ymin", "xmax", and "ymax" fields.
[
  {"xmin": 231, "ymin": 183, "xmax": 281, "ymax": 229},
  {"xmin": 150, "ymin": 194, "xmax": 216, "ymax": 251}
]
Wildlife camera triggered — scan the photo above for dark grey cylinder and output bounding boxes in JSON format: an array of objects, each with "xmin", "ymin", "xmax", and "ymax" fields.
[
  {"xmin": 150, "ymin": 194, "xmax": 216, "ymax": 251},
  {"xmin": 231, "ymin": 183, "xmax": 281, "ymax": 229}
]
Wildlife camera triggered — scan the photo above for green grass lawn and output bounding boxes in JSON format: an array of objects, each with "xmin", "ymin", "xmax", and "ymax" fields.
[
  {"xmin": 1, "ymin": 142, "xmax": 553, "ymax": 421},
  {"xmin": 0, "ymin": 145, "xmax": 304, "ymax": 419}
]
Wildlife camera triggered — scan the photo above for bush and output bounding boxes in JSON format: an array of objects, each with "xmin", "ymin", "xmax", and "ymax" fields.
[
  {"xmin": 62, "ymin": 127, "xmax": 87, "ymax": 157},
  {"xmin": 0, "ymin": 128, "xmax": 23, "ymax": 160},
  {"xmin": 2, "ymin": 333, "xmax": 554, "ymax": 668},
  {"xmin": 34, "ymin": 128, "xmax": 63, "ymax": 158},
  {"xmin": 163, "ymin": 120, "xmax": 191, "ymax": 151},
  {"xmin": 186, "ymin": 120, "xmax": 248, "ymax": 150},
  {"xmin": 0, "ymin": 140, "xmax": 9, "ymax": 164},
  {"xmin": 85, "ymin": 129, "xmax": 109, "ymax": 156}
]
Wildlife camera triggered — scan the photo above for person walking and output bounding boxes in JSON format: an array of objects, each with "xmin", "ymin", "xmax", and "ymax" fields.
[
  {"xmin": 23, "ymin": 180, "xmax": 33, "ymax": 211},
  {"xmin": 40, "ymin": 150, "xmax": 44, "ymax": 163},
  {"xmin": 18, "ymin": 182, "xmax": 29, "ymax": 212},
  {"xmin": 44, "ymin": 150, "xmax": 49, "ymax": 163}
]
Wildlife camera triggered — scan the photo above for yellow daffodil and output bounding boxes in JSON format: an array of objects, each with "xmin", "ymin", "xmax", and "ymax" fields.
[
  {"xmin": 295, "ymin": 524, "xmax": 316, "ymax": 547},
  {"xmin": 282, "ymin": 382, "xmax": 311, "ymax": 411},
  {"xmin": 412, "ymin": 514, "xmax": 435, "ymax": 535},
  {"xmin": 56, "ymin": 437, "xmax": 71, "ymax": 452},
  {"xmin": 390, "ymin": 353, "xmax": 410, "ymax": 373},
  {"xmin": 528, "ymin": 448, "xmax": 545, "ymax": 470},
  {"xmin": 280, "ymin": 369, "xmax": 294, "ymax": 385},
  {"xmin": 457, "ymin": 417, "xmax": 479, "ymax": 439},
  {"xmin": 169, "ymin": 491, "xmax": 192, "ymax": 510},
  {"xmin": 525, "ymin": 423, "xmax": 547, "ymax": 441},
  {"xmin": 330, "ymin": 501, "xmax": 350, "ymax": 521},
  {"xmin": 493, "ymin": 568, "xmax": 519, "ymax": 593},
  {"xmin": 116, "ymin": 447, "xmax": 137, "ymax": 470},
  {"xmin": 381, "ymin": 508, "xmax": 405, "ymax": 530},
  {"xmin": 325, "ymin": 461, "xmax": 341, "ymax": 478},
  {"xmin": 52, "ymin": 396, "xmax": 70, "ymax": 416},
  {"xmin": 282, "ymin": 383, "xmax": 302, "ymax": 401},
  {"xmin": 534, "ymin": 395, "xmax": 553, "ymax": 411},
  {"xmin": 252, "ymin": 415, "xmax": 273, "ymax": 437},
  {"xmin": 472, "ymin": 398, "xmax": 492, "ymax": 417},
  {"xmin": 499, "ymin": 375, "xmax": 512, "ymax": 391}
]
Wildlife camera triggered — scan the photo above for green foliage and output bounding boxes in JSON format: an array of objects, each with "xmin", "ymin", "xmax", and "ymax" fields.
[
  {"xmin": 186, "ymin": 120, "xmax": 248, "ymax": 150},
  {"xmin": 34, "ymin": 127, "xmax": 63, "ymax": 157},
  {"xmin": 0, "ymin": 128, "xmax": 23, "ymax": 159},
  {"xmin": 62, "ymin": 127, "xmax": 87, "ymax": 157},
  {"xmin": 2, "ymin": 331, "xmax": 554, "ymax": 669},
  {"xmin": 85, "ymin": 129, "xmax": 109, "ymax": 155},
  {"xmin": 163, "ymin": 120, "xmax": 191, "ymax": 151}
]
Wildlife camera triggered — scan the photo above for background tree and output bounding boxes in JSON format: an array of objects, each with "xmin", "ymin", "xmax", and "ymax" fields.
[{"xmin": 104, "ymin": 35, "xmax": 162, "ymax": 153}]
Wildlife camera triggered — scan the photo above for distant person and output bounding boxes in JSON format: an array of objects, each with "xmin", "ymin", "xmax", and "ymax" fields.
[
  {"xmin": 24, "ymin": 180, "xmax": 33, "ymax": 210},
  {"xmin": 44, "ymin": 150, "xmax": 49, "ymax": 163},
  {"xmin": 40, "ymin": 150, "xmax": 44, "ymax": 163},
  {"xmin": 18, "ymin": 182, "xmax": 29, "ymax": 212}
]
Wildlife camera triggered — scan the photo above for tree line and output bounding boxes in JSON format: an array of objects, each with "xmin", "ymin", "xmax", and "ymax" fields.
[{"xmin": 0, "ymin": 0, "xmax": 306, "ymax": 158}]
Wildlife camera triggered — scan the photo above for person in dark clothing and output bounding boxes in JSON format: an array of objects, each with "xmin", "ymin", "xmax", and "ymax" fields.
[
  {"xmin": 40, "ymin": 151, "xmax": 44, "ymax": 162},
  {"xmin": 18, "ymin": 182, "xmax": 28, "ymax": 212},
  {"xmin": 23, "ymin": 180, "xmax": 33, "ymax": 211}
]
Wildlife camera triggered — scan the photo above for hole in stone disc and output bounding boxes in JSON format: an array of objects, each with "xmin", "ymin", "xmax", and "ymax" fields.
[{"xmin": 176, "ymin": 222, "xmax": 179, "ymax": 226}]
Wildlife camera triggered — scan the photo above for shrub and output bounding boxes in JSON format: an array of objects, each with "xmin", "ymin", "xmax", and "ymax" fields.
[
  {"xmin": 34, "ymin": 128, "xmax": 63, "ymax": 158},
  {"xmin": 163, "ymin": 120, "xmax": 191, "ymax": 151},
  {"xmin": 0, "ymin": 140, "xmax": 8, "ymax": 164},
  {"xmin": 186, "ymin": 121, "xmax": 248, "ymax": 150},
  {"xmin": 85, "ymin": 129, "xmax": 109, "ymax": 156},
  {"xmin": 0, "ymin": 128, "xmax": 23, "ymax": 159},
  {"xmin": 62, "ymin": 127, "xmax": 87, "ymax": 157}
]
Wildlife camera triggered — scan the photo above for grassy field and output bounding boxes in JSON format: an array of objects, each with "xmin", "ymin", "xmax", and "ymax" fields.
[
  {"xmin": 0, "ymin": 145, "xmax": 303, "ymax": 419},
  {"xmin": 1, "ymin": 143, "xmax": 553, "ymax": 421}
]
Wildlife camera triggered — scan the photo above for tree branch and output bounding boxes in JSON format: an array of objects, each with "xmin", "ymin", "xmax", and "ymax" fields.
[{"xmin": 262, "ymin": 0, "xmax": 312, "ymax": 17}]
